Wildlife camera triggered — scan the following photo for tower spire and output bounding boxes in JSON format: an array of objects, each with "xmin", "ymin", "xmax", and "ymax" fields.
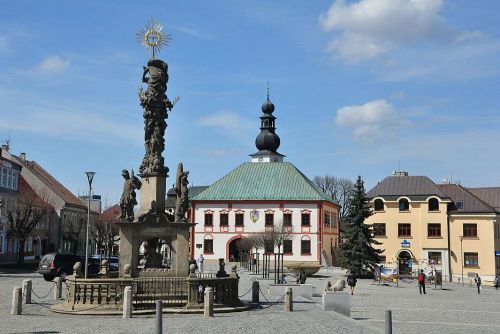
[{"xmin": 249, "ymin": 89, "xmax": 285, "ymax": 163}]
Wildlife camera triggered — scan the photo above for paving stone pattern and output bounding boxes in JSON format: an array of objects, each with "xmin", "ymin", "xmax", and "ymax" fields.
[
  {"xmin": 351, "ymin": 278, "xmax": 500, "ymax": 334},
  {"xmin": 4, "ymin": 266, "xmax": 497, "ymax": 334},
  {"xmin": 0, "ymin": 268, "xmax": 348, "ymax": 334}
]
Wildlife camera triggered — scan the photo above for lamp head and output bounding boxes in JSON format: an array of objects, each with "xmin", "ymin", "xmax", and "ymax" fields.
[{"xmin": 85, "ymin": 171, "xmax": 96, "ymax": 186}]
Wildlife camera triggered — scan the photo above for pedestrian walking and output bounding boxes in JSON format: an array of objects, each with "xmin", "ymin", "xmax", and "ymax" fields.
[
  {"xmin": 197, "ymin": 254, "xmax": 205, "ymax": 273},
  {"xmin": 418, "ymin": 269, "xmax": 426, "ymax": 294},
  {"xmin": 474, "ymin": 273, "xmax": 482, "ymax": 294},
  {"xmin": 347, "ymin": 273, "xmax": 357, "ymax": 295},
  {"xmin": 494, "ymin": 275, "xmax": 499, "ymax": 291}
]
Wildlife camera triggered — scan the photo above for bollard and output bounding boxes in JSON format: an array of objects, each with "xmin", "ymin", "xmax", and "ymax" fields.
[
  {"xmin": 285, "ymin": 287, "xmax": 293, "ymax": 312},
  {"xmin": 11, "ymin": 286, "xmax": 22, "ymax": 315},
  {"xmin": 252, "ymin": 281, "xmax": 260, "ymax": 304},
  {"xmin": 385, "ymin": 310, "xmax": 392, "ymax": 334},
  {"xmin": 54, "ymin": 277, "xmax": 63, "ymax": 300},
  {"xmin": 122, "ymin": 286, "xmax": 132, "ymax": 319},
  {"xmin": 22, "ymin": 279, "xmax": 32, "ymax": 304},
  {"xmin": 204, "ymin": 287, "xmax": 214, "ymax": 318},
  {"xmin": 155, "ymin": 300, "xmax": 163, "ymax": 334}
]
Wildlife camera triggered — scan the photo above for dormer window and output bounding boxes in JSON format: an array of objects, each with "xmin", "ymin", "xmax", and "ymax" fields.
[
  {"xmin": 374, "ymin": 199, "xmax": 384, "ymax": 211},
  {"xmin": 399, "ymin": 198, "xmax": 409, "ymax": 211},
  {"xmin": 428, "ymin": 198, "xmax": 439, "ymax": 211},
  {"xmin": 456, "ymin": 201, "xmax": 463, "ymax": 210}
]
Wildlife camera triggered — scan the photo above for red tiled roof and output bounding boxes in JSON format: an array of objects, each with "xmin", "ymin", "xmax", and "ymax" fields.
[
  {"xmin": 99, "ymin": 204, "xmax": 121, "ymax": 223},
  {"xmin": 12, "ymin": 156, "xmax": 86, "ymax": 210}
]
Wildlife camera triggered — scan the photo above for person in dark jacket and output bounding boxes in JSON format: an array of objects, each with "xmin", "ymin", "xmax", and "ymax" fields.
[
  {"xmin": 474, "ymin": 273, "xmax": 482, "ymax": 294},
  {"xmin": 347, "ymin": 273, "xmax": 357, "ymax": 295}
]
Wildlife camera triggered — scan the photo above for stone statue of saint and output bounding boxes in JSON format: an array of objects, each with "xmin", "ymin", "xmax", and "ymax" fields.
[
  {"xmin": 117, "ymin": 169, "xmax": 142, "ymax": 221},
  {"xmin": 174, "ymin": 163, "xmax": 189, "ymax": 223}
]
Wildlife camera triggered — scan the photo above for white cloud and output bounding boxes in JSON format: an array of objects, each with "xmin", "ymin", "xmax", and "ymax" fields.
[
  {"xmin": 197, "ymin": 110, "xmax": 255, "ymax": 145},
  {"xmin": 36, "ymin": 55, "xmax": 70, "ymax": 72},
  {"xmin": 320, "ymin": 0, "xmax": 450, "ymax": 62},
  {"xmin": 198, "ymin": 110, "xmax": 253, "ymax": 132},
  {"xmin": 336, "ymin": 99, "xmax": 405, "ymax": 142},
  {"xmin": 0, "ymin": 104, "xmax": 141, "ymax": 145},
  {"xmin": 319, "ymin": 0, "xmax": 500, "ymax": 80}
]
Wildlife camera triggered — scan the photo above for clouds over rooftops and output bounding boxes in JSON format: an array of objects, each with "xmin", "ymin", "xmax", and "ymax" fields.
[{"xmin": 336, "ymin": 99, "xmax": 406, "ymax": 142}]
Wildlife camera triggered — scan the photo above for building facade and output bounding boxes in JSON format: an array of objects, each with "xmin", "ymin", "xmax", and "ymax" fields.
[
  {"xmin": 366, "ymin": 172, "xmax": 500, "ymax": 283},
  {"xmin": 0, "ymin": 149, "xmax": 22, "ymax": 261},
  {"xmin": 191, "ymin": 96, "xmax": 339, "ymax": 265},
  {"xmin": 1, "ymin": 147, "xmax": 91, "ymax": 256}
]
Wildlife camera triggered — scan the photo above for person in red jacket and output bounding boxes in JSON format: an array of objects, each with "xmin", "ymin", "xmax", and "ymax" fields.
[{"xmin": 418, "ymin": 270, "xmax": 426, "ymax": 294}]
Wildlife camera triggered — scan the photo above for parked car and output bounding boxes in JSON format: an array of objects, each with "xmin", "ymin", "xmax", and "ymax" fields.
[
  {"xmin": 87, "ymin": 255, "xmax": 119, "ymax": 276},
  {"xmin": 38, "ymin": 252, "xmax": 83, "ymax": 281}
]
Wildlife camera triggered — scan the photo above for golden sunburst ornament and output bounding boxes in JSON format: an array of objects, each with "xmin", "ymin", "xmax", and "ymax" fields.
[{"xmin": 136, "ymin": 18, "xmax": 172, "ymax": 58}]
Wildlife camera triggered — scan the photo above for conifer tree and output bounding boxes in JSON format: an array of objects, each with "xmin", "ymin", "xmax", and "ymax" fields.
[{"xmin": 338, "ymin": 176, "xmax": 382, "ymax": 276}]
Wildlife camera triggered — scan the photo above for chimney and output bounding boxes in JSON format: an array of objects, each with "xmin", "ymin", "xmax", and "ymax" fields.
[
  {"xmin": 393, "ymin": 171, "xmax": 409, "ymax": 176},
  {"xmin": 1, "ymin": 144, "xmax": 8, "ymax": 152},
  {"xmin": 20, "ymin": 153, "xmax": 26, "ymax": 161}
]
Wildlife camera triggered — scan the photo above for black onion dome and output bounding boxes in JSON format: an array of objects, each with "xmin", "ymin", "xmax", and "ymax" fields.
[
  {"xmin": 255, "ymin": 131, "xmax": 280, "ymax": 152},
  {"xmin": 261, "ymin": 99, "xmax": 275, "ymax": 113}
]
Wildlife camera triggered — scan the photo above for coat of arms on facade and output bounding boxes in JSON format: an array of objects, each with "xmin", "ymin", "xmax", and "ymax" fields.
[{"xmin": 250, "ymin": 209, "xmax": 259, "ymax": 223}]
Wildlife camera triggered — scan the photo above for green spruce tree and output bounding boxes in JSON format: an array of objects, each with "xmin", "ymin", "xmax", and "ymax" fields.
[{"xmin": 339, "ymin": 176, "xmax": 383, "ymax": 277}]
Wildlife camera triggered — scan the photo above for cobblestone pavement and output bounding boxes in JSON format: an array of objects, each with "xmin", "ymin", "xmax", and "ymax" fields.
[
  {"xmin": 0, "ymin": 270, "xmax": 365, "ymax": 334},
  {"xmin": 4, "ymin": 267, "xmax": 499, "ymax": 334},
  {"xmin": 350, "ymin": 278, "xmax": 500, "ymax": 334}
]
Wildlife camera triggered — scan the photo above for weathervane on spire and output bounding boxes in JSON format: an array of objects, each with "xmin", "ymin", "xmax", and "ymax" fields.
[{"xmin": 136, "ymin": 18, "xmax": 172, "ymax": 58}]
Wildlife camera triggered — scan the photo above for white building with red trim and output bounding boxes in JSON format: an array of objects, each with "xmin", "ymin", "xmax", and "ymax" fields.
[{"xmin": 191, "ymin": 96, "xmax": 339, "ymax": 265}]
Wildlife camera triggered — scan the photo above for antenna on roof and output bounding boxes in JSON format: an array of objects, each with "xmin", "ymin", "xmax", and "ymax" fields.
[{"xmin": 2, "ymin": 123, "xmax": 11, "ymax": 150}]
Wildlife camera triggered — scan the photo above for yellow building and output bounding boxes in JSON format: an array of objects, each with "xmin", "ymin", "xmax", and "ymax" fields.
[{"xmin": 366, "ymin": 172, "xmax": 500, "ymax": 284}]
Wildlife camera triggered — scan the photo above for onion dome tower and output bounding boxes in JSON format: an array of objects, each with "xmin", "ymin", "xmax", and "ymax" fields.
[{"xmin": 250, "ymin": 90, "xmax": 285, "ymax": 163}]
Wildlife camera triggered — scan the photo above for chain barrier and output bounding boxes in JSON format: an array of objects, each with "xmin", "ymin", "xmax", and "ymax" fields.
[
  {"xmin": 31, "ymin": 282, "xmax": 56, "ymax": 300},
  {"xmin": 29, "ymin": 299, "xmax": 108, "ymax": 313},
  {"xmin": 238, "ymin": 287, "xmax": 253, "ymax": 298},
  {"xmin": 258, "ymin": 286, "xmax": 287, "ymax": 305}
]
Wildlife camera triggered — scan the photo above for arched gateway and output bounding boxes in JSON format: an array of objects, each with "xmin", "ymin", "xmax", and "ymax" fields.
[
  {"xmin": 227, "ymin": 237, "xmax": 250, "ymax": 262},
  {"xmin": 398, "ymin": 250, "xmax": 413, "ymax": 275}
]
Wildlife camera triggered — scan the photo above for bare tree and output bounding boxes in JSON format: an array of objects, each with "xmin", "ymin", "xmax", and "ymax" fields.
[
  {"xmin": 63, "ymin": 217, "xmax": 86, "ymax": 254},
  {"xmin": 2, "ymin": 182, "xmax": 53, "ymax": 265},
  {"xmin": 262, "ymin": 221, "xmax": 294, "ymax": 254},
  {"xmin": 92, "ymin": 206, "xmax": 119, "ymax": 257},
  {"xmin": 245, "ymin": 233, "xmax": 265, "ymax": 255},
  {"xmin": 313, "ymin": 175, "xmax": 354, "ymax": 221}
]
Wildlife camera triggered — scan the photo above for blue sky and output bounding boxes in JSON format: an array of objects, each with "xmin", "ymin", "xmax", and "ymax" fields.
[{"xmin": 1, "ymin": 0, "xmax": 499, "ymax": 205}]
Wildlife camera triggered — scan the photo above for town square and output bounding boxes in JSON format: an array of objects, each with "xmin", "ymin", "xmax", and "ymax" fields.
[{"xmin": 1, "ymin": 1, "xmax": 500, "ymax": 333}]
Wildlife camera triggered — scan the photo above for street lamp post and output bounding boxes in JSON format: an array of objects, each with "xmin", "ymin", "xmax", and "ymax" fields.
[
  {"xmin": 84, "ymin": 172, "xmax": 95, "ymax": 279},
  {"xmin": 459, "ymin": 235, "xmax": 464, "ymax": 287}
]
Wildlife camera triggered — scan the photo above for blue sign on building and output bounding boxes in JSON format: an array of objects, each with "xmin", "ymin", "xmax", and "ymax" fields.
[
  {"xmin": 401, "ymin": 240, "xmax": 410, "ymax": 248},
  {"xmin": 495, "ymin": 251, "xmax": 500, "ymax": 256}
]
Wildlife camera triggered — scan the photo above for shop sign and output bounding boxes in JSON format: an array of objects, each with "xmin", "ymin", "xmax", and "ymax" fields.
[
  {"xmin": 401, "ymin": 240, "xmax": 410, "ymax": 248},
  {"xmin": 495, "ymin": 251, "xmax": 500, "ymax": 256}
]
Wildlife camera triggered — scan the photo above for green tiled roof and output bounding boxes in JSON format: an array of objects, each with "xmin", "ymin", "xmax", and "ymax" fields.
[{"xmin": 193, "ymin": 162, "xmax": 335, "ymax": 202}]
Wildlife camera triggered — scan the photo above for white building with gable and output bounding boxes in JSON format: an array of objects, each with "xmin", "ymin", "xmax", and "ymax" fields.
[{"xmin": 191, "ymin": 95, "xmax": 339, "ymax": 265}]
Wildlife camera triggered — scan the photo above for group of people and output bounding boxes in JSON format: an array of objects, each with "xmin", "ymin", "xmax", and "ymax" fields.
[{"xmin": 189, "ymin": 254, "xmax": 205, "ymax": 273}]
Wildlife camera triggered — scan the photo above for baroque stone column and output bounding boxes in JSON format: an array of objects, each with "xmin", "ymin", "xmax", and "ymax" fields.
[{"xmin": 137, "ymin": 58, "xmax": 173, "ymax": 218}]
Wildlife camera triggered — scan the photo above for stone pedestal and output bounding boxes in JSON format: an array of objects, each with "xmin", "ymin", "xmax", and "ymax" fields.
[
  {"xmin": 322, "ymin": 291, "xmax": 350, "ymax": 316},
  {"xmin": 138, "ymin": 175, "xmax": 167, "ymax": 216},
  {"xmin": 117, "ymin": 221, "xmax": 193, "ymax": 278}
]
